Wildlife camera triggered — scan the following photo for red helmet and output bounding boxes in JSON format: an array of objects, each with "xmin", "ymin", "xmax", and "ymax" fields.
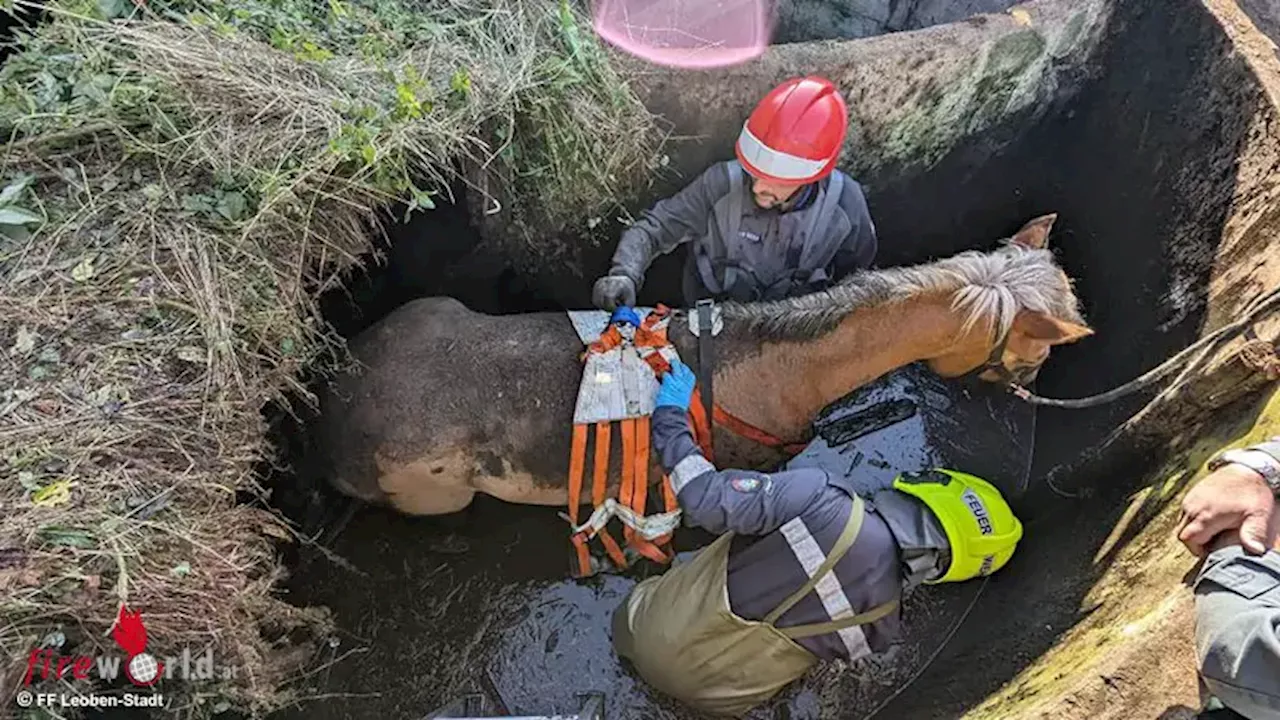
[{"xmin": 735, "ymin": 76, "xmax": 848, "ymax": 184}]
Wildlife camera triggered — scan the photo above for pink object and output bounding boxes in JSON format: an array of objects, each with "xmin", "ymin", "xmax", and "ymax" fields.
[{"xmin": 590, "ymin": 0, "xmax": 773, "ymax": 69}]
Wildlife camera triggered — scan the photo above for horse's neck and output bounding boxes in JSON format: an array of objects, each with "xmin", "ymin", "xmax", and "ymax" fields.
[{"xmin": 675, "ymin": 296, "xmax": 964, "ymax": 440}]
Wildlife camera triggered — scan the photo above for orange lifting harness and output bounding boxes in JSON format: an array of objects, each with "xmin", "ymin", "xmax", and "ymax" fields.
[
  {"xmin": 564, "ymin": 305, "xmax": 807, "ymax": 577},
  {"xmin": 566, "ymin": 307, "xmax": 680, "ymax": 577}
]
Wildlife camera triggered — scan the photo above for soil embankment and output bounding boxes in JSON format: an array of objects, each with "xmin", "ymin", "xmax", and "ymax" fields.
[{"xmin": 274, "ymin": 0, "xmax": 1280, "ymax": 717}]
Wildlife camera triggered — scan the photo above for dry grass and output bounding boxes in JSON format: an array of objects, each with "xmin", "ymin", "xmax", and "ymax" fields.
[{"xmin": 0, "ymin": 0, "xmax": 661, "ymax": 716}]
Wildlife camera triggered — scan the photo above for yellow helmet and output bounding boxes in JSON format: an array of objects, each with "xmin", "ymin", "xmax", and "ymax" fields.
[{"xmin": 892, "ymin": 468, "xmax": 1023, "ymax": 584}]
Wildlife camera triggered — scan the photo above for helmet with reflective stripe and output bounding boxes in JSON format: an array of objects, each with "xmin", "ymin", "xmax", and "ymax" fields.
[
  {"xmin": 892, "ymin": 468, "xmax": 1024, "ymax": 584},
  {"xmin": 735, "ymin": 76, "xmax": 848, "ymax": 184}
]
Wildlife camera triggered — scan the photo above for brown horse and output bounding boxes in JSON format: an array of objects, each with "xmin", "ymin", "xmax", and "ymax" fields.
[{"xmin": 315, "ymin": 214, "xmax": 1093, "ymax": 516}]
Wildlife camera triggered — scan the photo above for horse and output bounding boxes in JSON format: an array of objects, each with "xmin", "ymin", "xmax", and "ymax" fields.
[{"xmin": 314, "ymin": 214, "xmax": 1093, "ymax": 517}]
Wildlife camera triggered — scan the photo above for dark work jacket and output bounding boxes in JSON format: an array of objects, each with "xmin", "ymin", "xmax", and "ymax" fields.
[
  {"xmin": 652, "ymin": 406, "xmax": 948, "ymax": 663},
  {"xmin": 609, "ymin": 161, "xmax": 878, "ymax": 306}
]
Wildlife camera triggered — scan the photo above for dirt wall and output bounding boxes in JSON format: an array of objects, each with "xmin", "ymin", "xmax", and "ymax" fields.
[
  {"xmin": 770, "ymin": 0, "xmax": 1023, "ymax": 43},
  {"xmin": 276, "ymin": 0, "xmax": 1280, "ymax": 717},
  {"xmin": 876, "ymin": 0, "xmax": 1280, "ymax": 716},
  {"xmin": 464, "ymin": 0, "xmax": 1111, "ymax": 305}
]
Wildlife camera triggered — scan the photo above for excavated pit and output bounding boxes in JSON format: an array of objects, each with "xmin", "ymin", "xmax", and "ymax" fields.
[{"xmin": 265, "ymin": 0, "xmax": 1280, "ymax": 717}]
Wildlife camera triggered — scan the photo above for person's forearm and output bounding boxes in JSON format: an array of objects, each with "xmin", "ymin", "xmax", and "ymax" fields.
[
  {"xmin": 650, "ymin": 406, "xmax": 713, "ymax": 493},
  {"xmin": 649, "ymin": 405, "xmax": 829, "ymax": 536},
  {"xmin": 609, "ymin": 225, "xmax": 660, "ymax": 284},
  {"xmin": 609, "ymin": 171, "xmax": 720, "ymax": 283}
]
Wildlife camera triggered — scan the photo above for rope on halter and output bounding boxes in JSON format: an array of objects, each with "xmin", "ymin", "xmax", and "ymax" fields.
[{"xmin": 1009, "ymin": 284, "xmax": 1280, "ymax": 409}]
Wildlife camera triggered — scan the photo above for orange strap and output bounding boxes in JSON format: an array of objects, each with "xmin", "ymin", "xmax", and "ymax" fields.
[
  {"xmin": 568, "ymin": 422, "xmax": 629, "ymax": 577},
  {"xmin": 565, "ymin": 415, "xmax": 677, "ymax": 575},
  {"xmin": 619, "ymin": 419, "xmax": 636, "ymax": 545},
  {"xmin": 712, "ymin": 404, "xmax": 808, "ymax": 456},
  {"xmin": 683, "ymin": 383, "xmax": 805, "ymax": 459},
  {"xmin": 567, "ymin": 424, "xmax": 592, "ymax": 577},
  {"xmin": 565, "ymin": 419, "xmax": 680, "ymax": 575},
  {"xmin": 592, "ymin": 422, "xmax": 628, "ymax": 570},
  {"xmin": 633, "ymin": 415, "xmax": 649, "ymax": 523},
  {"xmin": 654, "ymin": 473, "xmax": 678, "ymax": 547},
  {"xmin": 687, "ymin": 391, "xmax": 715, "ymax": 464},
  {"xmin": 627, "ymin": 415, "xmax": 672, "ymax": 565}
]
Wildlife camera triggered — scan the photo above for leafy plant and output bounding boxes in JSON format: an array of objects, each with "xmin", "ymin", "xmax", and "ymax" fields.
[{"xmin": 0, "ymin": 176, "xmax": 43, "ymax": 243}]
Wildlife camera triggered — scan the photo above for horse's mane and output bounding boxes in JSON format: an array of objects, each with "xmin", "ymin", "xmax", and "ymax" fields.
[{"xmin": 717, "ymin": 242, "xmax": 1087, "ymax": 342}]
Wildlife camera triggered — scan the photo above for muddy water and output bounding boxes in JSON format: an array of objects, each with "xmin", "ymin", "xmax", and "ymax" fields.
[{"xmin": 278, "ymin": 364, "xmax": 1035, "ymax": 720}]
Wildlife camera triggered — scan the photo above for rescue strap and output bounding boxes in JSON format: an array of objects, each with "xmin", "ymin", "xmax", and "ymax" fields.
[
  {"xmin": 704, "ymin": 402, "xmax": 809, "ymax": 458},
  {"xmin": 695, "ymin": 299, "xmax": 715, "ymax": 457},
  {"xmin": 566, "ymin": 310, "xmax": 681, "ymax": 577},
  {"xmin": 564, "ymin": 305, "xmax": 807, "ymax": 577}
]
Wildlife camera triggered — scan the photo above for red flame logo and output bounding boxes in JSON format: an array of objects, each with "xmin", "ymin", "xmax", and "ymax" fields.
[
  {"xmin": 112, "ymin": 604, "xmax": 164, "ymax": 686},
  {"xmin": 112, "ymin": 605, "xmax": 149, "ymax": 656}
]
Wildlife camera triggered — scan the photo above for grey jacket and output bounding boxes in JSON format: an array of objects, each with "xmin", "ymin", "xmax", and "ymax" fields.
[
  {"xmin": 1195, "ymin": 436, "xmax": 1280, "ymax": 720},
  {"xmin": 653, "ymin": 406, "xmax": 947, "ymax": 663},
  {"xmin": 610, "ymin": 161, "xmax": 877, "ymax": 306}
]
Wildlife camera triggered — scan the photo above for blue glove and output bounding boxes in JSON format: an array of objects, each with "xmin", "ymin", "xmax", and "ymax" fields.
[
  {"xmin": 656, "ymin": 359, "xmax": 697, "ymax": 411},
  {"xmin": 610, "ymin": 306, "xmax": 640, "ymax": 328}
]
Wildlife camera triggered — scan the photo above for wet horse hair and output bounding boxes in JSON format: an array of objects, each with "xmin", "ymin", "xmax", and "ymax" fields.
[{"xmin": 717, "ymin": 242, "xmax": 1088, "ymax": 343}]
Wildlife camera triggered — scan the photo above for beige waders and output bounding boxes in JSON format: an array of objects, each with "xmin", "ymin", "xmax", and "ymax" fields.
[{"xmin": 612, "ymin": 495, "xmax": 899, "ymax": 717}]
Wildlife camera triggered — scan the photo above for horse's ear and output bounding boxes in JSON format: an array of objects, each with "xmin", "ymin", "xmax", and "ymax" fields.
[
  {"xmin": 1012, "ymin": 309, "xmax": 1093, "ymax": 345},
  {"xmin": 1011, "ymin": 213, "xmax": 1058, "ymax": 250}
]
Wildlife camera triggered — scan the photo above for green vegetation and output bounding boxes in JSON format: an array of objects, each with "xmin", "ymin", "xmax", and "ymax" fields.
[{"xmin": 0, "ymin": 0, "xmax": 659, "ymax": 715}]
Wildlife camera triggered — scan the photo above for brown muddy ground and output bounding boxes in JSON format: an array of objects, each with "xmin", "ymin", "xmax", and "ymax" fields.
[
  {"xmin": 261, "ymin": 0, "xmax": 1280, "ymax": 715},
  {"xmin": 271, "ymin": 364, "xmax": 1040, "ymax": 720}
]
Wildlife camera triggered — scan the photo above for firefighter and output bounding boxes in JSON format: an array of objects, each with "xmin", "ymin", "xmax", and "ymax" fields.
[
  {"xmin": 592, "ymin": 76, "xmax": 878, "ymax": 310},
  {"xmin": 612, "ymin": 359, "xmax": 1025, "ymax": 717}
]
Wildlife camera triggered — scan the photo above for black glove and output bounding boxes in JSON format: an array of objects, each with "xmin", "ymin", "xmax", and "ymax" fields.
[{"xmin": 592, "ymin": 274, "xmax": 637, "ymax": 311}]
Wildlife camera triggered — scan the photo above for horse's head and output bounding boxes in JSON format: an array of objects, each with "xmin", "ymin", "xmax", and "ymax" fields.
[{"xmin": 926, "ymin": 213, "xmax": 1094, "ymax": 388}]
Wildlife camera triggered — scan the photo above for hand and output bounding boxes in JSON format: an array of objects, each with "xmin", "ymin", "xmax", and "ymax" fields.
[
  {"xmin": 592, "ymin": 275, "xmax": 636, "ymax": 311},
  {"xmin": 655, "ymin": 359, "xmax": 697, "ymax": 411},
  {"xmin": 1202, "ymin": 506, "xmax": 1280, "ymax": 555},
  {"xmin": 1178, "ymin": 463, "xmax": 1278, "ymax": 557}
]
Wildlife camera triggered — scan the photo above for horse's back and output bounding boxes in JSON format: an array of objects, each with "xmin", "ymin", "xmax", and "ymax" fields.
[{"xmin": 318, "ymin": 297, "xmax": 586, "ymax": 502}]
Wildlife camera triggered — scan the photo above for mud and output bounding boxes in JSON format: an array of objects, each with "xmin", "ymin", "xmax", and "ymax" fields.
[
  {"xmin": 264, "ymin": 0, "xmax": 1280, "ymax": 717},
  {"xmin": 274, "ymin": 363, "xmax": 1036, "ymax": 720}
]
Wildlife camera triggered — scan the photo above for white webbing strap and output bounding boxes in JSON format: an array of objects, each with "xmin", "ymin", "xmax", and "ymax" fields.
[{"xmin": 560, "ymin": 498, "xmax": 682, "ymax": 540}]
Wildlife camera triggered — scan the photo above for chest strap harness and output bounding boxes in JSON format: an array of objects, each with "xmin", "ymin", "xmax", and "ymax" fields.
[
  {"xmin": 565, "ymin": 307, "xmax": 681, "ymax": 577},
  {"xmin": 564, "ymin": 304, "xmax": 807, "ymax": 577}
]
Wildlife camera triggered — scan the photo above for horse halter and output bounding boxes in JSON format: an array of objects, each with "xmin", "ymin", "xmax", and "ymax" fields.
[{"xmin": 958, "ymin": 324, "xmax": 1021, "ymax": 389}]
